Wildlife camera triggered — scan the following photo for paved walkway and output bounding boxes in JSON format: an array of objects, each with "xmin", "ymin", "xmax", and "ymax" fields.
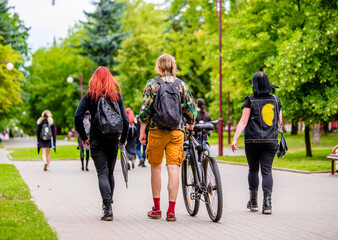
[
  {"xmin": 2, "ymin": 138, "xmax": 338, "ymax": 239},
  {"xmin": 8, "ymin": 159, "xmax": 338, "ymax": 240}
]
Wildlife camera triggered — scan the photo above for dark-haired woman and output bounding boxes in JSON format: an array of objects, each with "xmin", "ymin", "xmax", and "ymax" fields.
[
  {"xmin": 195, "ymin": 98, "xmax": 211, "ymax": 124},
  {"xmin": 232, "ymin": 72, "xmax": 282, "ymax": 215},
  {"xmin": 75, "ymin": 66, "xmax": 129, "ymax": 221}
]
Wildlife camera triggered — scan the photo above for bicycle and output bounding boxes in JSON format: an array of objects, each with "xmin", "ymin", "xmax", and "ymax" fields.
[{"xmin": 181, "ymin": 121, "xmax": 223, "ymax": 222}]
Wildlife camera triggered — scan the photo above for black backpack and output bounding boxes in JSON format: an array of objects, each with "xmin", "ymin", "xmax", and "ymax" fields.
[
  {"xmin": 152, "ymin": 77, "xmax": 182, "ymax": 131},
  {"xmin": 40, "ymin": 122, "xmax": 52, "ymax": 141},
  {"xmin": 94, "ymin": 97, "xmax": 123, "ymax": 139}
]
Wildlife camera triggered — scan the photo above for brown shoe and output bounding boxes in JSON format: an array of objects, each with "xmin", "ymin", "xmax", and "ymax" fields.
[
  {"xmin": 44, "ymin": 164, "xmax": 47, "ymax": 171},
  {"xmin": 166, "ymin": 212, "xmax": 176, "ymax": 222},
  {"xmin": 147, "ymin": 207, "xmax": 162, "ymax": 219}
]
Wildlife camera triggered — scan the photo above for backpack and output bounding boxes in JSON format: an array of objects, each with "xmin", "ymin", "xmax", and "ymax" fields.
[
  {"xmin": 94, "ymin": 97, "xmax": 123, "ymax": 139},
  {"xmin": 40, "ymin": 122, "xmax": 52, "ymax": 141},
  {"xmin": 152, "ymin": 77, "xmax": 182, "ymax": 131}
]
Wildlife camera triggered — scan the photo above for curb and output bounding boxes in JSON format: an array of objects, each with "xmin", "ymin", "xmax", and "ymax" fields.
[
  {"xmin": 7, "ymin": 153, "xmax": 12, "ymax": 160},
  {"xmin": 216, "ymin": 160, "xmax": 332, "ymax": 175}
]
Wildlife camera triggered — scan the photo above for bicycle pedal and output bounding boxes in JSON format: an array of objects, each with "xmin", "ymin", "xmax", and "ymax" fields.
[{"xmin": 190, "ymin": 192, "xmax": 200, "ymax": 200}]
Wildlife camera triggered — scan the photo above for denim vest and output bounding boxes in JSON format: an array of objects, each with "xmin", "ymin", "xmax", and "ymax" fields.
[{"xmin": 244, "ymin": 95, "xmax": 279, "ymax": 143}]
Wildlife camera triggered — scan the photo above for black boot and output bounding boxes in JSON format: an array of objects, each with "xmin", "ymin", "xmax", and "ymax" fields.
[
  {"xmin": 247, "ymin": 190, "xmax": 258, "ymax": 212},
  {"xmin": 262, "ymin": 190, "xmax": 272, "ymax": 214},
  {"xmin": 101, "ymin": 203, "xmax": 113, "ymax": 221}
]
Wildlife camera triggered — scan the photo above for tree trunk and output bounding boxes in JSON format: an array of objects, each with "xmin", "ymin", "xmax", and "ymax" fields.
[
  {"xmin": 323, "ymin": 122, "xmax": 329, "ymax": 136},
  {"xmin": 291, "ymin": 123, "xmax": 298, "ymax": 135},
  {"xmin": 312, "ymin": 123, "xmax": 320, "ymax": 143},
  {"xmin": 305, "ymin": 125, "xmax": 312, "ymax": 157}
]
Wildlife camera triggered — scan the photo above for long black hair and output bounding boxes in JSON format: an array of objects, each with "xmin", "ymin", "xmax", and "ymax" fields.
[
  {"xmin": 196, "ymin": 98, "xmax": 206, "ymax": 112},
  {"xmin": 252, "ymin": 72, "xmax": 278, "ymax": 96}
]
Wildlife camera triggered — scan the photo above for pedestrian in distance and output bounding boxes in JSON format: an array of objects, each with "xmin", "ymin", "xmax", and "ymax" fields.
[
  {"xmin": 74, "ymin": 66, "xmax": 129, "ymax": 221},
  {"xmin": 195, "ymin": 98, "xmax": 211, "ymax": 124},
  {"xmin": 77, "ymin": 111, "xmax": 91, "ymax": 171},
  {"xmin": 125, "ymin": 108, "xmax": 137, "ymax": 170},
  {"xmin": 139, "ymin": 54, "xmax": 196, "ymax": 222},
  {"xmin": 232, "ymin": 71, "xmax": 282, "ymax": 214},
  {"xmin": 135, "ymin": 115, "xmax": 147, "ymax": 167},
  {"xmin": 37, "ymin": 110, "xmax": 56, "ymax": 171}
]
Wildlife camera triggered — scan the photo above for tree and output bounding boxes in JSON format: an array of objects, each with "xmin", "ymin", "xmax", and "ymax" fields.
[
  {"xmin": 0, "ymin": 44, "xmax": 24, "ymax": 116},
  {"xmin": 165, "ymin": 0, "xmax": 218, "ymax": 109},
  {"xmin": 0, "ymin": 0, "xmax": 30, "ymax": 56},
  {"xmin": 266, "ymin": 0, "xmax": 338, "ymax": 156},
  {"xmin": 116, "ymin": 0, "xmax": 169, "ymax": 112},
  {"xmin": 28, "ymin": 27, "xmax": 96, "ymax": 131},
  {"xmin": 80, "ymin": 0, "xmax": 125, "ymax": 70}
]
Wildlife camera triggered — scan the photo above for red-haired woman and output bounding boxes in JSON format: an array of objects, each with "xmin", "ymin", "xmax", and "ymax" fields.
[
  {"xmin": 75, "ymin": 66, "xmax": 129, "ymax": 221},
  {"xmin": 125, "ymin": 108, "xmax": 137, "ymax": 169}
]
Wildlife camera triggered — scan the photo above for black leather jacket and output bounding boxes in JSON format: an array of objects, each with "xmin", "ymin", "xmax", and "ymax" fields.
[{"xmin": 244, "ymin": 95, "xmax": 281, "ymax": 143}]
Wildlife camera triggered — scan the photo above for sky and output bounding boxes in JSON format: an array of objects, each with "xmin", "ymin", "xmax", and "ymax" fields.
[
  {"xmin": 7, "ymin": 0, "xmax": 165, "ymax": 53},
  {"xmin": 8, "ymin": 0, "xmax": 96, "ymax": 52}
]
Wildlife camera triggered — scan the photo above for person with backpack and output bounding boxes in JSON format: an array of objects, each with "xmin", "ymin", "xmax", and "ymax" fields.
[
  {"xmin": 231, "ymin": 72, "xmax": 282, "ymax": 215},
  {"xmin": 37, "ymin": 110, "xmax": 56, "ymax": 171},
  {"xmin": 74, "ymin": 66, "xmax": 129, "ymax": 221},
  {"xmin": 139, "ymin": 54, "xmax": 195, "ymax": 222},
  {"xmin": 125, "ymin": 108, "xmax": 137, "ymax": 170},
  {"xmin": 77, "ymin": 111, "xmax": 91, "ymax": 171}
]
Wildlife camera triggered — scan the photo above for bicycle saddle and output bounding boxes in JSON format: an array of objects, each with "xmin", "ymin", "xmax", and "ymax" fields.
[{"xmin": 194, "ymin": 122, "xmax": 214, "ymax": 131}]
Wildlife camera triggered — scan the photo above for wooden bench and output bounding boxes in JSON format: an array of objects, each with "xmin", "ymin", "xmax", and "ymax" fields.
[{"xmin": 327, "ymin": 145, "xmax": 338, "ymax": 175}]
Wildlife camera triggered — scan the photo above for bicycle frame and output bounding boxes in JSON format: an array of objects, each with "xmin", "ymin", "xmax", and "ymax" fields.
[{"xmin": 184, "ymin": 130, "xmax": 211, "ymax": 200}]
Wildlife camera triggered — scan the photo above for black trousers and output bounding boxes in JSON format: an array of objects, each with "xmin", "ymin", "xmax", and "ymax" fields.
[
  {"xmin": 90, "ymin": 139, "xmax": 119, "ymax": 204},
  {"xmin": 245, "ymin": 143, "xmax": 277, "ymax": 192}
]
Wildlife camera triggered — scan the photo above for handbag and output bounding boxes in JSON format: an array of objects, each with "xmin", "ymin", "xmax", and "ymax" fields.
[{"xmin": 274, "ymin": 96, "xmax": 288, "ymax": 158}]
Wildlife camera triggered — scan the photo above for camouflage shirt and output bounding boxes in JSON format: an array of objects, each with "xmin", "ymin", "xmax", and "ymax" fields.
[{"xmin": 139, "ymin": 75, "xmax": 195, "ymax": 130}]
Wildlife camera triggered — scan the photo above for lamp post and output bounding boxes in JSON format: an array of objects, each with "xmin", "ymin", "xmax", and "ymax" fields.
[
  {"xmin": 67, "ymin": 74, "xmax": 83, "ymax": 98},
  {"xmin": 0, "ymin": 61, "xmax": 14, "ymax": 71},
  {"xmin": 217, "ymin": 0, "xmax": 223, "ymax": 156}
]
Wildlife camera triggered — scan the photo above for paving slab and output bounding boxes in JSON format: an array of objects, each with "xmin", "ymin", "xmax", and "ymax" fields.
[{"xmin": 11, "ymin": 158, "xmax": 338, "ymax": 240}]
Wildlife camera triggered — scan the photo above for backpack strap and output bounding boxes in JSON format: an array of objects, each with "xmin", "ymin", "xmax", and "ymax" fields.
[
  {"xmin": 154, "ymin": 76, "xmax": 182, "ymax": 87},
  {"xmin": 172, "ymin": 78, "xmax": 182, "ymax": 88},
  {"xmin": 154, "ymin": 77, "xmax": 165, "ymax": 85}
]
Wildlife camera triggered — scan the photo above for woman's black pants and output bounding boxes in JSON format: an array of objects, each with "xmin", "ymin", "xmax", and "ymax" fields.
[
  {"xmin": 245, "ymin": 143, "xmax": 277, "ymax": 192},
  {"xmin": 90, "ymin": 139, "xmax": 119, "ymax": 204}
]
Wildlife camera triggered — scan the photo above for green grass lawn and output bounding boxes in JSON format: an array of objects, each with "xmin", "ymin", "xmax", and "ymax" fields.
[
  {"xmin": 0, "ymin": 164, "xmax": 57, "ymax": 239},
  {"xmin": 0, "ymin": 142, "xmax": 4, "ymax": 148},
  {"xmin": 214, "ymin": 131, "xmax": 337, "ymax": 172},
  {"xmin": 56, "ymin": 135, "xmax": 77, "ymax": 142},
  {"xmin": 8, "ymin": 145, "xmax": 120, "ymax": 161},
  {"xmin": 218, "ymin": 149, "xmax": 334, "ymax": 171},
  {"xmin": 9, "ymin": 145, "xmax": 82, "ymax": 160}
]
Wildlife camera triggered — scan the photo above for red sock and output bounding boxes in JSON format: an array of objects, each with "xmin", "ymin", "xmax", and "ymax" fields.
[
  {"xmin": 168, "ymin": 201, "xmax": 176, "ymax": 214},
  {"xmin": 153, "ymin": 198, "xmax": 160, "ymax": 210}
]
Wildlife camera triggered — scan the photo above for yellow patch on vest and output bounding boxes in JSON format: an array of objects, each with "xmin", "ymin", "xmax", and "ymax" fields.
[{"xmin": 262, "ymin": 104, "xmax": 275, "ymax": 126}]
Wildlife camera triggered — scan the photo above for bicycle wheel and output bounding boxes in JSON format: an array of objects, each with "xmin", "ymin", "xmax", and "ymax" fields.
[
  {"xmin": 204, "ymin": 157, "xmax": 223, "ymax": 222},
  {"xmin": 181, "ymin": 155, "xmax": 200, "ymax": 216}
]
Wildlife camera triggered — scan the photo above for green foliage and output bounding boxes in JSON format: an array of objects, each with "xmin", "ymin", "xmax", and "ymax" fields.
[
  {"xmin": 165, "ymin": 0, "xmax": 219, "ymax": 113},
  {"xmin": 80, "ymin": 0, "xmax": 126, "ymax": 69},
  {"xmin": 266, "ymin": 0, "xmax": 338, "ymax": 124},
  {"xmin": 0, "ymin": 164, "xmax": 57, "ymax": 239},
  {"xmin": 28, "ymin": 26, "xmax": 96, "ymax": 129},
  {"xmin": 0, "ymin": 0, "xmax": 30, "ymax": 56},
  {"xmin": 116, "ymin": 0, "xmax": 169, "ymax": 112},
  {"xmin": 0, "ymin": 44, "xmax": 25, "ymax": 115}
]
